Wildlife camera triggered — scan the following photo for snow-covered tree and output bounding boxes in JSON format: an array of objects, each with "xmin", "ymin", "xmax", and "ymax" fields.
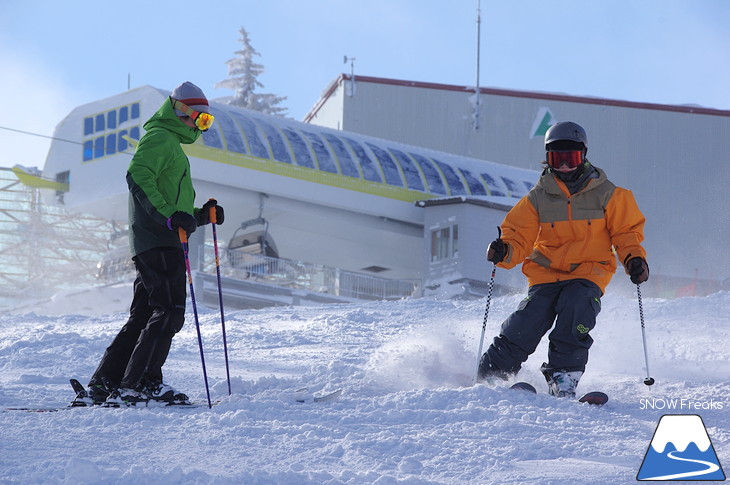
[{"xmin": 216, "ymin": 27, "xmax": 287, "ymax": 116}]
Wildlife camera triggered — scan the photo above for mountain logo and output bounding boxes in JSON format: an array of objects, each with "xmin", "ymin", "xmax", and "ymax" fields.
[
  {"xmin": 530, "ymin": 107, "xmax": 555, "ymax": 138},
  {"xmin": 637, "ymin": 414, "xmax": 726, "ymax": 481}
]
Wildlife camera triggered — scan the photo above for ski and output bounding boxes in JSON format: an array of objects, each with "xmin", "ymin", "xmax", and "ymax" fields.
[
  {"xmin": 4, "ymin": 382, "xmax": 342, "ymax": 412},
  {"xmin": 294, "ymin": 387, "xmax": 343, "ymax": 403},
  {"xmin": 578, "ymin": 391, "xmax": 609, "ymax": 405},
  {"xmin": 509, "ymin": 381, "xmax": 608, "ymax": 405},
  {"xmin": 510, "ymin": 381, "xmax": 537, "ymax": 393}
]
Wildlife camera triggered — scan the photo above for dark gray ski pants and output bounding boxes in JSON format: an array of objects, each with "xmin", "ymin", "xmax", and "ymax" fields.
[
  {"xmin": 90, "ymin": 246, "xmax": 187, "ymax": 390},
  {"xmin": 481, "ymin": 278, "xmax": 602, "ymax": 375}
]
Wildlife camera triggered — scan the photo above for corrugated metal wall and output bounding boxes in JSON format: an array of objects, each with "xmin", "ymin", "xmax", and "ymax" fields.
[{"xmin": 310, "ymin": 76, "xmax": 730, "ymax": 292}]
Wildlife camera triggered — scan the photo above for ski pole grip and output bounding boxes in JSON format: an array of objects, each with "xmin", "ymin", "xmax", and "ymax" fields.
[
  {"xmin": 178, "ymin": 227, "xmax": 188, "ymax": 244},
  {"xmin": 208, "ymin": 198, "xmax": 217, "ymax": 224}
]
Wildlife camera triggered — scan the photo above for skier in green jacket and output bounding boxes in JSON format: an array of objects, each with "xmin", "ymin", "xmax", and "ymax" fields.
[{"xmin": 84, "ymin": 82, "xmax": 225, "ymax": 405}]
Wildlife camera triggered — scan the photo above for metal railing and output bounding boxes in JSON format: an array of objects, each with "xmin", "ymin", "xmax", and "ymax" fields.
[{"xmin": 199, "ymin": 245, "xmax": 419, "ymax": 301}]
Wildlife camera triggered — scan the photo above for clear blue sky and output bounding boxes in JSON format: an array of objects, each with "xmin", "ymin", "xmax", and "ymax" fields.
[{"xmin": 1, "ymin": 0, "xmax": 728, "ymax": 169}]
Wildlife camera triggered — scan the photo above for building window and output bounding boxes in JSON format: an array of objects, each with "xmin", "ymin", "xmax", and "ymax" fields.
[
  {"xmin": 119, "ymin": 106, "xmax": 129, "ymax": 124},
  {"xmin": 431, "ymin": 224, "xmax": 459, "ymax": 262}
]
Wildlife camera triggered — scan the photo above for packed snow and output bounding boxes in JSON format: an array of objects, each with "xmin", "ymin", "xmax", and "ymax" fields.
[{"xmin": 1, "ymin": 284, "xmax": 728, "ymax": 484}]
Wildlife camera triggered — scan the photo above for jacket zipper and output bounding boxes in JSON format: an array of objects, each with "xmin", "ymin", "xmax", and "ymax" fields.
[{"xmin": 175, "ymin": 168, "xmax": 187, "ymax": 205}]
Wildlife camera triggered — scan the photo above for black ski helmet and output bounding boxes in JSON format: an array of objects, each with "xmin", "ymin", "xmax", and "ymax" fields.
[{"xmin": 544, "ymin": 121, "xmax": 588, "ymax": 152}]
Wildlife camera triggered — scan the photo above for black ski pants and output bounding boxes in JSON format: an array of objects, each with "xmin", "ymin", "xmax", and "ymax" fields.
[
  {"xmin": 90, "ymin": 247, "xmax": 187, "ymax": 390},
  {"xmin": 481, "ymin": 278, "xmax": 602, "ymax": 375}
]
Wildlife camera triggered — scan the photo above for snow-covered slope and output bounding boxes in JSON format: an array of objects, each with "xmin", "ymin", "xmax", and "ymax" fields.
[{"xmin": 1, "ymin": 289, "xmax": 728, "ymax": 484}]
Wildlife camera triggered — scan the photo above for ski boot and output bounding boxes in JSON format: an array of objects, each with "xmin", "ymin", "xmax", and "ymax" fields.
[
  {"xmin": 143, "ymin": 380, "xmax": 190, "ymax": 405},
  {"xmin": 540, "ymin": 362, "xmax": 583, "ymax": 399},
  {"xmin": 104, "ymin": 387, "xmax": 150, "ymax": 407}
]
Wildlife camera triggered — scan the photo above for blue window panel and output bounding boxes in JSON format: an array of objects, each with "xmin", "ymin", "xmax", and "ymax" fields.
[
  {"xmin": 389, "ymin": 148, "xmax": 424, "ymax": 191},
  {"xmin": 131, "ymin": 103, "xmax": 140, "ymax": 119},
  {"xmin": 433, "ymin": 159, "xmax": 466, "ymax": 195},
  {"xmin": 130, "ymin": 127, "xmax": 140, "ymax": 140},
  {"xmin": 410, "ymin": 153, "xmax": 446, "ymax": 195},
  {"xmin": 84, "ymin": 118, "xmax": 94, "ymax": 136},
  {"xmin": 119, "ymin": 106, "xmax": 129, "ymax": 125},
  {"xmin": 107, "ymin": 111, "xmax": 117, "ymax": 130},
  {"xmin": 523, "ymin": 180, "xmax": 535, "ymax": 192},
  {"xmin": 302, "ymin": 132, "xmax": 337, "ymax": 173},
  {"xmin": 324, "ymin": 134, "xmax": 359, "ymax": 178},
  {"xmin": 94, "ymin": 137, "xmax": 105, "ymax": 158},
  {"xmin": 95, "ymin": 114, "xmax": 105, "ymax": 132},
  {"xmin": 257, "ymin": 120, "xmax": 291, "ymax": 164},
  {"xmin": 459, "ymin": 168, "xmax": 487, "ymax": 195},
  {"xmin": 214, "ymin": 111, "xmax": 246, "ymax": 154},
  {"xmin": 366, "ymin": 143, "xmax": 402, "ymax": 186},
  {"xmin": 105, "ymin": 134, "xmax": 116, "ymax": 155},
  {"xmin": 343, "ymin": 137, "xmax": 381, "ymax": 182},
  {"xmin": 231, "ymin": 112, "xmax": 269, "ymax": 159},
  {"xmin": 480, "ymin": 172, "xmax": 506, "ymax": 197},
  {"xmin": 83, "ymin": 141, "xmax": 93, "ymax": 161},
  {"xmin": 282, "ymin": 128, "xmax": 314, "ymax": 168},
  {"xmin": 501, "ymin": 176, "xmax": 524, "ymax": 198},
  {"xmin": 201, "ymin": 123, "xmax": 224, "ymax": 149},
  {"xmin": 118, "ymin": 130, "xmax": 128, "ymax": 152}
]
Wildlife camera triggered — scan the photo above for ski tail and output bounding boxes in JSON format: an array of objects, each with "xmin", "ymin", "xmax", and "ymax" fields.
[{"xmin": 69, "ymin": 378, "xmax": 90, "ymax": 407}]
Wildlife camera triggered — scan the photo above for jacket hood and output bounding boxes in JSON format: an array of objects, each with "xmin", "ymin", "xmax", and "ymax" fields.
[{"xmin": 143, "ymin": 97, "xmax": 201, "ymax": 145}]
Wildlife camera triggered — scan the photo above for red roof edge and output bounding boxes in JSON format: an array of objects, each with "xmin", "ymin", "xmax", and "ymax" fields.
[{"xmin": 303, "ymin": 73, "xmax": 730, "ymax": 121}]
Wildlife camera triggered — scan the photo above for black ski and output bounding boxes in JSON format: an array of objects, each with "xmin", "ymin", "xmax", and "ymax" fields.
[
  {"xmin": 509, "ymin": 381, "xmax": 608, "ymax": 405},
  {"xmin": 510, "ymin": 381, "xmax": 537, "ymax": 393}
]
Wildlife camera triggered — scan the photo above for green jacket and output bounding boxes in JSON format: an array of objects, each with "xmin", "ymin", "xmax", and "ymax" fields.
[{"xmin": 126, "ymin": 97, "xmax": 201, "ymax": 257}]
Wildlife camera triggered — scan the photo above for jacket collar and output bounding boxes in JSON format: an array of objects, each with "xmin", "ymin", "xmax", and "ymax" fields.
[{"xmin": 540, "ymin": 163, "xmax": 606, "ymax": 196}]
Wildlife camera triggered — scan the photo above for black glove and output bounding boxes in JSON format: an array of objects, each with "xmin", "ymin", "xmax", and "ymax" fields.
[
  {"xmin": 486, "ymin": 238, "xmax": 508, "ymax": 264},
  {"xmin": 196, "ymin": 199, "xmax": 225, "ymax": 226},
  {"xmin": 627, "ymin": 257, "xmax": 649, "ymax": 284},
  {"xmin": 166, "ymin": 211, "xmax": 197, "ymax": 235}
]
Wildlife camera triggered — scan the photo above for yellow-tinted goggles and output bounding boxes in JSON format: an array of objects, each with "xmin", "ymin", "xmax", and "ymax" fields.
[{"xmin": 172, "ymin": 99, "xmax": 215, "ymax": 131}]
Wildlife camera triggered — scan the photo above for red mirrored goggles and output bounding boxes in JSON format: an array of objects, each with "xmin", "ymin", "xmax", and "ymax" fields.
[
  {"xmin": 547, "ymin": 150, "xmax": 583, "ymax": 169},
  {"xmin": 172, "ymin": 99, "xmax": 214, "ymax": 131}
]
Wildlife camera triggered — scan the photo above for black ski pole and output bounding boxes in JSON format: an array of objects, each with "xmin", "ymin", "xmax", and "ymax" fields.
[
  {"xmin": 209, "ymin": 200, "xmax": 232, "ymax": 396},
  {"xmin": 475, "ymin": 263, "xmax": 497, "ymax": 383},
  {"xmin": 636, "ymin": 283, "xmax": 655, "ymax": 386},
  {"xmin": 179, "ymin": 228, "xmax": 213, "ymax": 408}
]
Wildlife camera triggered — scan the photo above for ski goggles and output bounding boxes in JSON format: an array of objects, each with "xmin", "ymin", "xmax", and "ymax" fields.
[
  {"xmin": 547, "ymin": 150, "xmax": 583, "ymax": 169},
  {"xmin": 172, "ymin": 99, "xmax": 215, "ymax": 132}
]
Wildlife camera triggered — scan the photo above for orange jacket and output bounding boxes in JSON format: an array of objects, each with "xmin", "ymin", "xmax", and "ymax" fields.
[{"xmin": 498, "ymin": 166, "xmax": 646, "ymax": 293}]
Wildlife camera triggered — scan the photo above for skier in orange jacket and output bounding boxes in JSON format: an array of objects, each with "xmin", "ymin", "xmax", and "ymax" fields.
[{"xmin": 478, "ymin": 121, "xmax": 649, "ymax": 398}]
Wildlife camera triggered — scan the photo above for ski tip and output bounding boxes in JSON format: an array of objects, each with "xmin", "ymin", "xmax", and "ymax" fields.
[
  {"xmin": 578, "ymin": 391, "xmax": 609, "ymax": 405},
  {"xmin": 510, "ymin": 382, "xmax": 537, "ymax": 393},
  {"xmin": 295, "ymin": 389, "xmax": 343, "ymax": 403}
]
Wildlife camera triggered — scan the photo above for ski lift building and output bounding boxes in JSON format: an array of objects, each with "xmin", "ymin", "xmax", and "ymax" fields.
[
  {"xmin": 306, "ymin": 74, "xmax": 730, "ymax": 296},
  {"xmin": 39, "ymin": 86, "xmax": 538, "ymax": 303}
]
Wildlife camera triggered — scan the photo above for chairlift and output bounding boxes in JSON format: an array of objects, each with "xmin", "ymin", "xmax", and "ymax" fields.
[{"xmin": 228, "ymin": 217, "xmax": 279, "ymax": 259}]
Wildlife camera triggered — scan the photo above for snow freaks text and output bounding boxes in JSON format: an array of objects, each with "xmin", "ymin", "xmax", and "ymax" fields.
[{"xmin": 640, "ymin": 398, "xmax": 724, "ymax": 411}]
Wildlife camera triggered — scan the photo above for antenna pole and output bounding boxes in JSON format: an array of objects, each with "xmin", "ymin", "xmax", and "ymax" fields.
[{"xmin": 474, "ymin": 0, "xmax": 482, "ymax": 131}]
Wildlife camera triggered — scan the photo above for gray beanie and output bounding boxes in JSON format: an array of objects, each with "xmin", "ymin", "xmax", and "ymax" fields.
[{"xmin": 171, "ymin": 81, "xmax": 209, "ymax": 116}]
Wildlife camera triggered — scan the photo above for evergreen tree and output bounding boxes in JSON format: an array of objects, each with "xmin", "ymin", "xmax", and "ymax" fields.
[{"xmin": 216, "ymin": 27, "xmax": 287, "ymax": 116}]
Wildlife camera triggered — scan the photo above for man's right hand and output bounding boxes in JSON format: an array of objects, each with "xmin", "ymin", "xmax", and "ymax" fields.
[
  {"xmin": 166, "ymin": 211, "xmax": 197, "ymax": 234},
  {"xmin": 486, "ymin": 238, "xmax": 508, "ymax": 264}
]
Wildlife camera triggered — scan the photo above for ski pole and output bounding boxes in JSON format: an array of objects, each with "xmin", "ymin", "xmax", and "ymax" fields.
[
  {"xmin": 179, "ymin": 228, "xmax": 213, "ymax": 408},
  {"xmin": 209, "ymin": 200, "xmax": 231, "ymax": 395},
  {"xmin": 475, "ymin": 263, "xmax": 497, "ymax": 383},
  {"xmin": 636, "ymin": 283, "xmax": 655, "ymax": 386}
]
